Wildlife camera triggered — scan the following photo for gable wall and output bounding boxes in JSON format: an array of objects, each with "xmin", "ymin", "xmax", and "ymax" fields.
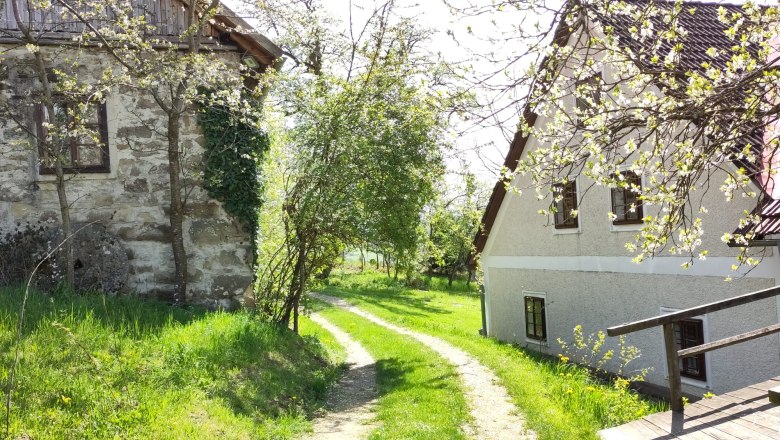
[
  {"xmin": 0, "ymin": 45, "xmax": 254, "ymax": 308},
  {"xmin": 480, "ymin": 27, "xmax": 780, "ymax": 394}
]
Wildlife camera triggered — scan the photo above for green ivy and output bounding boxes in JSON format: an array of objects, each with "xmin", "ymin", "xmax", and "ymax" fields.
[{"xmin": 197, "ymin": 99, "xmax": 269, "ymax": 260}]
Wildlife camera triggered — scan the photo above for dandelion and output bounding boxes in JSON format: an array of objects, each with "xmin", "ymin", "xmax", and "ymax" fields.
[
  {"xmin": 703, "ymin": 392, "xmax": 715, "ymax": 399},
  {"xmin": 558, "ymin": 354, "xmax": 570, "ymax": 363},
  {"xmin": 565, "ymin": 388, "xmax": 573, "ymax": 395},
  {"xmin": 586, "ymin": 386, "xmax": 596, "ymax": 392},
  {"xmin": 60, "ymin": 395, "xmax": 71, "ymax": 405}
]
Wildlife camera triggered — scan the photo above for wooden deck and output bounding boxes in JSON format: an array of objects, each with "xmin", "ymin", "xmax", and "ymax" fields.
[{"xmin": 600, "ymin": 377, "xmax": 780, "ymax": 439}]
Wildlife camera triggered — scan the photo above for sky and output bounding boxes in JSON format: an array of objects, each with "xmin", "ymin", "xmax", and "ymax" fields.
[{"xmin": 225, "ymin": 0, "xmax": 540, "ymax": 185}]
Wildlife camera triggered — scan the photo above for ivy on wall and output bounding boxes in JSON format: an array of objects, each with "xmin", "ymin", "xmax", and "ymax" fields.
[{"xmin": 197, "ymin": 100, "xmax": 270, "ymax": 259}]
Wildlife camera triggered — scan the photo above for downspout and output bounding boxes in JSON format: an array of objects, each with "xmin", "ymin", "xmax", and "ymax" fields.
[{"xmin": 479, "ymin": 284, "xmax": 487, "ymax": 337}]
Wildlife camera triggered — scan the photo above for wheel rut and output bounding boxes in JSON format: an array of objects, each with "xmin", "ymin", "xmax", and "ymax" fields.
[
  {"xmin": 304, "ymin": 313, "xmax": 379, "ymax": 440},
  {"xmin": 311, "ymin": 292, "xmax": 536, "ymax": 440}
]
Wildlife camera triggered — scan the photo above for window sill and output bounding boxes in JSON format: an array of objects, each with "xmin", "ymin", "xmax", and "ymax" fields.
[
  {"xmin": 609, "ymin": 223, "xmax": 642, "ymax": 233},
  {"xmin": 36, "ymin": 171, "xmax": 116, "ymax": 182},
  {"xmin": 553, "ymin": 226, "xmax": 581, "ymax": 235},
  {"xmin": 664, "ymin": 374, "xmax": 710, "ymax": 390},
  {"xmin": 525, "ymin": 338, "xmax": 549, "ymax": 348}
]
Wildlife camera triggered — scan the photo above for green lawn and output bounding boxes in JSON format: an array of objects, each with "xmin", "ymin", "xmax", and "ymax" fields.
[
  {"xmin": 310, "ymin": 301, "xmax": 473, "ymax": 439},
  {"xmin": 321, "ymin": 270, "xmax": 666, "ymax": 440},
  {"xmin": 0, "ymin": 287, "xmax": 344, "ymax": 439}
]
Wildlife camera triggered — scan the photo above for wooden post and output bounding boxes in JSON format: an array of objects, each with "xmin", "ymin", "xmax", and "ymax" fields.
[{"xmin": 663, "ymin": 323, "xmax": 684, "ymax": 412}]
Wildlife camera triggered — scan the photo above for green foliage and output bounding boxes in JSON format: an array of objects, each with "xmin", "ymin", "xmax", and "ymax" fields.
[
  {"xmin": 322, "ymin": 270, "xmax": 666, "ymax": 438},
  {"xmin": 198, "ymin": 99, "xmax": 270, "ymax": 258},
  {"xmin": 426, "ymin": 172, "xmax": 484, "ymax": 284},
  {"xmin": 0, "ymin": 288, "xmax": 342, "ymax": 439}
]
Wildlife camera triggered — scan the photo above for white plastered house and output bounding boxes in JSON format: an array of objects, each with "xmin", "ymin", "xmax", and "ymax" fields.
[{"xmin": 475, "ymin": 1, "xmax": 780, "ymax": 395}]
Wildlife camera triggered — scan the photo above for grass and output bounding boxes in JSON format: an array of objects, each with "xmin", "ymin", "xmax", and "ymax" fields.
[
  {"xmin": 309, "ymin": 301, "xmax": 473, "ymax": 439},
  {"xmin": 320, "ymin": 269, "xmax": 667, "ymax": 440},
  {"xmin": 0, "ymin": 287, "xmax": 344, "ymax": 439}
]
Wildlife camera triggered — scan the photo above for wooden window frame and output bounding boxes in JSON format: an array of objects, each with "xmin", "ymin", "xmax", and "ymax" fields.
[
  {"xmin": 524, "ymin": 295, "xmax": 547, "ymax": 341},
  {"xmin": 610, "ymin": 171, "xmax": 644, "ymax": 225},
  {"xmin": 553, "ymin": 181, "xmax": 578, "ymax": 229},
  {"xmin": 575, "ymin": 73, "xmax": 602, "ymax": 127},
  {"xmin": 35, "ymin": 100, "xmax": 110, "ymax": 175},
  {"xmin": 676, "ymin": 319, "xmax": 707, "ymax": 381}
]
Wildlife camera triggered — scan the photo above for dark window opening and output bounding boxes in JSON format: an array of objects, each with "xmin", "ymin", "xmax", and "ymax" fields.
[
  {"xmin": 611, "ymin": 171, "xmax": 643, "ymax": 225},
  {"xmin": 675, "ymin": 319, "xmax": 706, "ymax": 381},
  {"xmin": 525, "ymin": 296, "xmax": 546, "ymax": 341},
  {"xmin": 576, "ymin": 74, "xmax": 602, "ymax": 126},
  {"xmin": 36, "ymin": 100, "xmax": 110, "ymax": 174},
  {"xmin": 553, "ymin": 181, "xmax": 578, "ymax": 229}
]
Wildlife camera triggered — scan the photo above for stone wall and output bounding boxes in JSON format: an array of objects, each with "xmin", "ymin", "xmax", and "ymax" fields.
[{"xmin": 0, "ymin": 45, "xmax": 254, "ymax": 309}]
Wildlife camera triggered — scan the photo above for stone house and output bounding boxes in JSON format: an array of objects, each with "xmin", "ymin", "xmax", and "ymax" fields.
[
  {"xmin": 0, "ymin": 1, "xmax": 281, "ymax": 308},
  {"xmin": 475, "ymin": 2, "xmax": 780, "ymax": 395}
]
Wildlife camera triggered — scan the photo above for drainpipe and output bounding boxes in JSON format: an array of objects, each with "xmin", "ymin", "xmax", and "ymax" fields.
[{"xmin": 479, "ymin": 284, "xmax": 487, "ymax": 337}]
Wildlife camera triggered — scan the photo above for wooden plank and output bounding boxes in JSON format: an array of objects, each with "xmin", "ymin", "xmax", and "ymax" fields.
[
  {"xmin": 637, "ymin": 418, "xmax": 672, "ymax": 437},
  {"xmin": 678, "ymin": 324, "xmax": 780, "ymax": 358},
  {"xmin": 681, "ymin": 401, "xmax": 773, "ymax": 440},
  {"xmin": 697, "ymin": 393, "xmax": 780, "ymax": 434},
  {"xmin": 644, "ymin": 411, "xmax": 719, "ymax": 439},
  {"xmin": 684, "ymin": 397, "xmax": 780, "ymax": 439},
  {"xmin": 748, "ymin": 378, "xmax": 780, "ymax": 392},
  {"xmin": 725, "ymin": 386, "xmax": 766, "ymax": 401},
  {"xmin": 608, "ymin": 285, "xmax": 780, "ymax": 336},
  {"xmin": 665, "ymin": 323, "xmax": 684, "ymax": 412},
  {"xmin": 602, "ymin": 420, "xmax": 666, "ymax": 439}
]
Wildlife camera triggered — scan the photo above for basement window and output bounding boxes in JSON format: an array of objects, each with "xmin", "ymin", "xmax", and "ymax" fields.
[{"xmin": 524, "ymin": 295, "xmax": 547, "ymax": 341}]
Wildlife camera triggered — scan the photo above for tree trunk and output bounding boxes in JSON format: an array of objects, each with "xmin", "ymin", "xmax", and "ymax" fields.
[
  {"xmin": 359, "ymin": 247, "xmax": 365, "ymax": 272},
  {"xmin": 54, "ymin": 164, "xmax": 74, "ymax": 290},
  {"xmin": 167, "ymin": 113, "xmax": 188, "ymax": 303},
  {"xmin": 385, "ymin": 255, "xmax": 391, "ymax": 277},
  {"xmin": 467, "ymin": 268, "xmax": 473, "ymax": 287},
  {"xmin": 448, "ymin": 271, "xmax": 454, "ymax": 288},
  {"xmin": 375, "ymin": 253, "xmax": 380, "ymax": 270}
]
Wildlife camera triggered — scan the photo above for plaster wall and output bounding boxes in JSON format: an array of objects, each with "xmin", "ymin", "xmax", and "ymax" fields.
[
  {"xmin": 485, "ymin": 267, "xmax": 780, "ymax": 394},
  {"xmin": 480, "ymin": 24, "xmax": 780, "ymax": 394},
  {"xmin": 0, "ymin": 45, "xmax": 254, "ymax": 308}
]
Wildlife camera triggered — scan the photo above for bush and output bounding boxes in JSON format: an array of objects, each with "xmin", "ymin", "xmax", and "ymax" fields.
[
  {"xmin": 0, "ymin": 222, "xmax": 129, "ymax": 293},
  {"xmin": 0, "ymin": 220, "xmax": 53, "ymax": 287}
]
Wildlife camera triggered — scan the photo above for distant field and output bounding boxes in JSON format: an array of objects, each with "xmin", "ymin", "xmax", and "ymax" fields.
[{"xmin": 0, "ymin": 287, "xmax": 344, "ymax": 439}]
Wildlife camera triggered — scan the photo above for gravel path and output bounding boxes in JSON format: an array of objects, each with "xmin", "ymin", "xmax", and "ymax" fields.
[
  {"xmin": 311, "ymin": 292, "xmax": 536, "ymax": 440},
  {"xmin": 303, "ymin": 313, "xmax": 379, "ymax": 440}
]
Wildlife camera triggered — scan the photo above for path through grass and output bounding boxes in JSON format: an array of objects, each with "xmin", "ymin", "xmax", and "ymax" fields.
[
  {"xmin": 321, "ymin": 270, "xmax": 667, "ymax": 440},
  {"xmin": 310, "ymin": 301, "xmax": 473, "ymax": 439}
]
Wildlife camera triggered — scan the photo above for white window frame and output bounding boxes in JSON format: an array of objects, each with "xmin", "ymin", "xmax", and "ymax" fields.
[
  {"xmin": 523, "ymin": 290, "xmax": 549, "ymax": 346},
  {"xmin": 659, "ymin": 307, "xmax": 712, "ymax": 390}
]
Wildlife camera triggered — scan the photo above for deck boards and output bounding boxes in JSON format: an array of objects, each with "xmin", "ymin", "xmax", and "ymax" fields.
[{"xmin": 600, "ymin": 377, "xmax": 780, "ymax": 439}]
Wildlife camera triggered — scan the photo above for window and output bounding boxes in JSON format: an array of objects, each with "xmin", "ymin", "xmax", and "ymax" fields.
[
  {"xmin": 524, "ymin": 295, "xmax": 546, "ymax": 341},
  {"xmin": 610, "ymin": 171, "xmax": 643, "ymax": 225},
  {"xmin": 575, "ymin": 74, "xmax": 601, "ymax": 126},
  {"xmin": 553, "ymin": 181, "xmax": 578, "ymax": 229},
  {"xmin": 676, "ymin": 319, "xmax": 706, "ymax": 381},
  {"xmin": 35, "ymin": 100, "xmax": 110, "ymax": 174}
]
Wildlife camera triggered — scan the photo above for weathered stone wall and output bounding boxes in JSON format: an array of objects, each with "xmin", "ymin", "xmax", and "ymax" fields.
[{"xmin": 0, "ymin": 45, "xmax": 254, "ymax": 308}]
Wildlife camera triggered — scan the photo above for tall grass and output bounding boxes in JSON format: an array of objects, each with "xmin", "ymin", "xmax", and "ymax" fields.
[{"xmin": 0, "ymin": 287, "xmax": 343, "ymax": 439}]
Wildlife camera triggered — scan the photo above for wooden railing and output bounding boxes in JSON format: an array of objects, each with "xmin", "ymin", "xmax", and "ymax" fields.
[{"xmin": 607, "ymin": 285, "xmax": 780, "ymax": 412}]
